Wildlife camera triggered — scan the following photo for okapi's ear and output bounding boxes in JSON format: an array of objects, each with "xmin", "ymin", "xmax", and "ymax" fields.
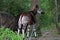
[{"xmin": 35, "ymin": 4, "xmax": 39, "ymax": 8}]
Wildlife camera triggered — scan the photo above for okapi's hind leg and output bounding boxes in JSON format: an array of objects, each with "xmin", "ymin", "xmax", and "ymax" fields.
[
  {"xmin": 18, "ymin": 24, "xmax": 23, "ymax": 34},
  {"xmin": 18, "ymin": 23, "xmax": 23, "ymax": 34},
  {"xmin": 18, "ymin": 24, "xmax": 22, "ymax": 34},
  {"xmin": 22, "ymin": 24, "xmax": 27, "ymax": 39},
  {"xmin": 22, "ymin": 28, "xmax": 25, "ymax": 39},
  {"xmin": 18, "ymin": 27, "xmax": 20, "ymax": 34},
  {"xmin": 18, "ymin": 16, "xmax": 22, "ymax": 34}
]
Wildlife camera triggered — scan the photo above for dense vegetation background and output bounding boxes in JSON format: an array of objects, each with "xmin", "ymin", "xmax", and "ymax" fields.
[
  {"xmin": 0, "ymin": 0, "xmax": 60, "ymax": 26},
  {"xmin": 0, "ymin": 0, "xmax": 60, "ymax": 40}
]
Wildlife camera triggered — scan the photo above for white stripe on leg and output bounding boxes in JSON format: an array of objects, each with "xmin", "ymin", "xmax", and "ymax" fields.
[{"xmin": 18, "ymin": 28, "xmax": 20, "ymax": 34}]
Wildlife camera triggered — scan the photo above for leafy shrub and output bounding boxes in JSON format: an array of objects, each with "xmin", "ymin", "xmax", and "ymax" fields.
[{"xmin": 0, "ymin": 27, "xmax": 23, "ymax": 40}]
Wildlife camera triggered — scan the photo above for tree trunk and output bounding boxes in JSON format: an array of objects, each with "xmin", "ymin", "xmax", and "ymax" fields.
[{"xmin": 55, "ymin": 0, "xmax": 60, "ymax": 34}]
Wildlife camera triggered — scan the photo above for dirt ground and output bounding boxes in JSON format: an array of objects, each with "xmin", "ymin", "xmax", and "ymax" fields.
[{"xmin": 24, "ymin": 27, "xmax": 60, "ymax": 40}]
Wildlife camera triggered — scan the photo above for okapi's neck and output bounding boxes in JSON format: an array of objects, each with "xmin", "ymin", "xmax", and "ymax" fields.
[{"xmin": 30, "ymin": 10, "xmax": 37, "ymax": 16}]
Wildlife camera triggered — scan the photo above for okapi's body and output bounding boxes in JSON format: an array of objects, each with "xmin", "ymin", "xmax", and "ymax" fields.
[{"xmin": 18, "ymin": 5, "xmax": 44, "ymax": 39}]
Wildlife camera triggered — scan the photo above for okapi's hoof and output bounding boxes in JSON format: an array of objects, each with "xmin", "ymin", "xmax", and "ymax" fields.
[
  {"xmin": 27, "ymin": 37, "xmax": 29, "ymax": 38},
  {"xmin": 35, "ymin": 36, "xmax": 37, "ymax": 38},
  {"xmin": 23, "ymin": 38, "xmax": 25, "ymax": 40}
]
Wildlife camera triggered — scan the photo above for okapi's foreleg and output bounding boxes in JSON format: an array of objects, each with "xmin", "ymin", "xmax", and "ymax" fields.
[
  {"xmin": 27, "ymin": 25, "xmax": 30, "ymax": 38},
  {"xmin": 33, "ymin": 24, "xmax": 37, "ymax": 37}
]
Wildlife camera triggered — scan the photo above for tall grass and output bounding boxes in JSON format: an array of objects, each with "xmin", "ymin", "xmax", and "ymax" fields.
[{"xmin": 0, "ymin": 27, "xmax": 23, "ymax": 40}]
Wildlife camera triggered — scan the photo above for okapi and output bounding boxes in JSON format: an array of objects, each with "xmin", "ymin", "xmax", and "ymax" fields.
[{"xmin": 18, "ymin": 5, "xmax": 44, "ymax": 39}]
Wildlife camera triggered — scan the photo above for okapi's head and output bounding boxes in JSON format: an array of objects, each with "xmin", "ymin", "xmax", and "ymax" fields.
[{"xmin": 32, "ymin": 4, "xmax": 45, "ymax": 15}]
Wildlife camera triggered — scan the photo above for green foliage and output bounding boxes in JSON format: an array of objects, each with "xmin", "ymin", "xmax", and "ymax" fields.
[
  {"xmin": 40, "ymin": 0, "xmax": 55, "ymax": 27},
  {"xmin": 0, "ymin": 27, "xmax": 23, "ymax": 40},
  {"xmin": 0, "ymin": 0, "xmax": 31, "ymax": 16},
  {"xmin": 37, "ymin": 0, "xmax": 60, "ymax": 36}
]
